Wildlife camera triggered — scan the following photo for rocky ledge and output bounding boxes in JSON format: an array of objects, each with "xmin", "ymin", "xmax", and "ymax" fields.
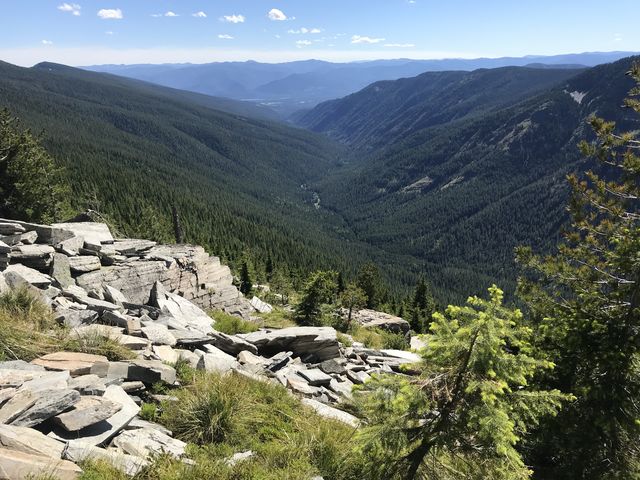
[{"xmin": 0, "ymin": 218, "xmax": 422, "ymax": 478}]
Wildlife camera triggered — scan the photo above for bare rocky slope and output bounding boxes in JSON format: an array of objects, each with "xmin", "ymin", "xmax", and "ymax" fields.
[{"xmin": 0, "ymin": 217, "xmax": 420, "ymax": 478}]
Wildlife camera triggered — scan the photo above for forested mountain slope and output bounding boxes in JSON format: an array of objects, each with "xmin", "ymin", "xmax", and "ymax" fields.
[
  {"xmin": 305, "ymin": 57, "xmax": 639, "ymax": 301},
  {"xmin": 295, "ymin": 67, "xmax": 584, "ymax": 149},
  {"xmin": 0, "ymin": 60, "xmax": 378, "ymax": 278}
]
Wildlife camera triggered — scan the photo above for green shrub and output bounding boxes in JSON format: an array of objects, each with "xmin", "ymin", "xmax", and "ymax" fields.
[
  {"xmin": 210, "ymin": 310, "xmax": 259, "ymax": 335},
  {"xmin": 139, "ymin": 402, "xmax": 158, "ymax": 422},
  {"xmin": 350, "ymin": 326, "xmax": 408, "ymax": 350}
]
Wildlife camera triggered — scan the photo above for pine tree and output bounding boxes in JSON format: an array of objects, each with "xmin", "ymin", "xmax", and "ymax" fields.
[
  {"xmin": 355, "ymin": 286, "xmax": 569, "ymax": 480},
  {"xmin": 295, "ymin": 270, "xmax": 337, "ymax": 326},
  {"xmin": 239, "ymin": 259, "xmax": 253, "ymax": 296},
  {"xmin": 517, "ymin": 64, "xmax": 640, "ymax": 478},
  {"xmin": 357, "ymin": 263, "xmax": 383, "ymax": 309},
  {"xmin": 409, "ymin": 277, "xmax": 436, "ymax": 333},
  {"xmin": 0, "ymin": 108, "xmax": 71, "ymax": 222},
  {"xmin": 340, "ymin": 282, "xmax": 368, "ymax": 326},
  {"xmin": 270, "ymin": 268, "xmax": 292, "ymax": 306}
]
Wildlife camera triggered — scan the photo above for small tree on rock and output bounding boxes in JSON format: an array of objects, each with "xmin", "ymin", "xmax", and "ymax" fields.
[{"xmin": 340, "ymin": 282, "xmax": 368, "ymax": 327}]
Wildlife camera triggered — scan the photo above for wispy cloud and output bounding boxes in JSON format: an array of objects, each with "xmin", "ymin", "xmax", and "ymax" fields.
[
  {"xmin": 351, "ymin": 35, "xmax": 385, "ymax": 44},
  {"xmin": 268, "ymin": 8, "xmax": 289, "ymax": 21},
  {"xmin": 288, "ymin": 27, "xmax": 322, "ymax": 34},
  {"xmin": 58, "ymin": 3, "xmax": 81, "ymax": 16},
  {"xmin": 218, "ymin": 34, "xmax": 234, "ymax": 40},
  {"xmin": 41, "ymin": 40, "xmax": 54, "ymax": 45},
  {"xmin": 296, "ymin": 40, "xmax": 312, "ymax": 48},
  {"xmin": 614, "ymin": 33, "xmax": 623, "ymax": 42},
  {"xmin": 192, "ymin": 11, "xmax": 207, "ymax": 18},
  {"xmin": 220, "ymin": 14, "xmax": 245, "ymax": 23},
  {"xmin": 97, "ymin": 8, "xmax": 123, "ymax": 20},
  {"xmin": 152, "ymin": 11, "xmax": 179, "ymax": 18},
  {"xmin": 384, "ymin": 43, "xmax": 415, "ymax": 48}
]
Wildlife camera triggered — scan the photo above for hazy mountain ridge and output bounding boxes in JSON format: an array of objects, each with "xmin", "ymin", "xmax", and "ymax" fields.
[{"xmin": 85, "ymin": 52, "xmax": 637, "ymax": 116}]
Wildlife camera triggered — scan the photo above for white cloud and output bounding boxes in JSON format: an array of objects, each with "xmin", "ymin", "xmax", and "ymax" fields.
[
  {"xmin": 192, "ymin": 11, "xmax": 207, "ymax": 18},
  {"xmin": 164, "ymin": 11, "xmax": 179, "ymax": 17},
  {"xmin": 351, "ymin": 35, "xmax": 385, "ymax": 44},
  {"xmin": 105, "ymin": 31, "xmax": 114, "ymax": 35},
  {"xmin": 384, "ymin": 43, "xmax": 415, "ymax": 48},
  {"xmin": 288, "ymin": 27, "xmax": 322, "ymax": 34},
  {"xmin": 221, "ymin": 14, "xmax": 245, "ymax": 23},
  {"xmin": 268, "ymin": 8, "xmax": 288, "ymax": 21},
  {"xmin": 97, "ymin": 8, "xmax": 123, "ymax": 20},
  {"xmin": 218, "ymin": 34, "xmax": 234, "ymax": 40},
  {"xmin": 58, "ymin": 3, "xmax": 81, "ymax": 16},
  {"xmin": 614, "ymin": 33, "xmax": 623, "ymax": 42},
  {"xmin": 41, "ymin": 40, "xmax": 53, "ymax": 45},
  {"xmin": 296, "ymin": 40, "xmax": 312, "ymax": 47}
]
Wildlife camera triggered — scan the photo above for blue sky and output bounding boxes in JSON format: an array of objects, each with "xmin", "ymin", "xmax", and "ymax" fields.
[{"xmin": 1, "ymin": 0, "xmax": 638, "ymax": 66}]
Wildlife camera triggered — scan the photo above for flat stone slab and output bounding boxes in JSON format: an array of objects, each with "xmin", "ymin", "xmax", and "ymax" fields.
[
  {"xmin": 2, "ymin": 264, "xmax": 52, "ymax": 288},
  {"xmin": 196, "ymin": 346, "xmax": 238, "ymax": 374},
  {"xmin": 301, "ymin": 398, "xmax": 360, "ymax": 428},
  {"xmin": 68, "ymin": 374, "xmax": 108, "ymax": 396},
  {"xmin": 239, "ymin": 326, "xmax": 340, "ymax": 362},
  {"xmin": 0, "ymin": 218, "xmax": 75, "ymax": 245},
  {"xmin": 208, "ymin": 331, "xmax": 258, "ymax": 356},
  {"xmin": 31, "ymin": 352, "xmax": 109, "ymax": 377},
  {"xmin": 346, "ymin": 370, "xmax": 371, "ymax": 385},
  {"xmin": 353, "ymin": 309, "xmax": 411, "ymax": 334},
  {"xmin": 287, "ymin": 377, "xmax": 319, "ymax": 396},
  {"xmin": 0, "ymin": 447, "xmax": 81, "ymax": 480},
  {"xmin": 68, "ymin": 255, "xmax": 102, "ymax": 273},
  {"xmin": 63, "ymin": 440, "xmax": 148, "ymax": 476},
  {"xmin": 49, "ymin": 385, "xmax": 140, "ymax": 446},
  {"xmin": 152, "ymin": 345, "xmax": 179, "ymax": 364},
  {"xmin": 113, "ymin": 427, "xmax": 187, "ymax": 459},
  {"xmin": 112, "ymin": 239, "xmax": 157, "ymax": 255},
  {"xmin": 127, "ymin": 360, "xmax": 176, "ymax": 384},
  {"xmin": 297, "ymin": 368, "xmax": 332, "ymax": 386},
  {"xmin": 54, "ymin": 309, "xmax": 99, "ymax": 329},
  {"xmin": 0, "ymin": 390, "xmax": 38, "ymax": 424},
  {"xmin": 9, "ymin": 245, "xmax": 54, "ymax": 259},
  {"xmin": 54, "ymin": 395, "xmax": 122, "ymax": 431},
  {"xmin": 12, "ymin": 389, "xmax": 81, "ymax": 428},
  {"xmin": 250, "ymin": 296, "xmax": 273, "ymax": 314},
  {"xmin": 0, "ymin": 424, "xmax": 65, "ymax": 458},
  {"xmin": 0, "ymin": 222, "xmax": 26, "ymax": 235},
  {"xmin": 52, "ymin": 222, "xmax": 114, "ymax": 245},
  {"xmin": 141, "ymin": 323, "xmax": 177, "ymax": 346}
]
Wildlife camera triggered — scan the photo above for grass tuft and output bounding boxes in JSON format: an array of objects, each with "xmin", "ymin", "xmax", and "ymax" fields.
[{"xmin": 210, "ymin": 310, "xmax": 259, "ymax": 335}]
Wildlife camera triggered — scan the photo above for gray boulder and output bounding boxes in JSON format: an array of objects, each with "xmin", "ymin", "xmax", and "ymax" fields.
[{"xmin": 239, "ymin": 327, "xmax": 340, "ymax": 362}]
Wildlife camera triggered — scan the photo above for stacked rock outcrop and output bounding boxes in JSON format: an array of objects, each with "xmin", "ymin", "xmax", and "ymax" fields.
[{"xmin": 0, "ymin": 217, "xmax": 422, "ymax": 478}]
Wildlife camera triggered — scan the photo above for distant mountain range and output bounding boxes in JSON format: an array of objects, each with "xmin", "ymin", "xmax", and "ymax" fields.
[{"xmin": 85, "ymin": 51, "xmax": 637, "ymax": 117}]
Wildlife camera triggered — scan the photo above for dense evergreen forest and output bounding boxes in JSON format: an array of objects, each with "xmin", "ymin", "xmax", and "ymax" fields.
[
  {"xmin": 300, "ymin": 57, "xmax": 640, "ymax": 301},
  {"xmin": 0, "ymin": 60, "xmax": 404, "ymax": 289}
]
